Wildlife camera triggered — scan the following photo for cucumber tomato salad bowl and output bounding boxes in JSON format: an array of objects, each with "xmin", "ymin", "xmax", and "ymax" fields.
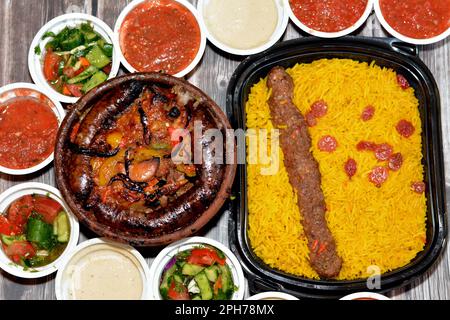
[
  {"xmin": 150, "ymin": 237, "xmax": 245, "ymax": 300},
  {"xmin": 0, "ymin": 183, "xmax": 79, "ymax": 279},
  {"xmin": 29, "ymin": 13, "xmax": 120, "ymax": 104}
]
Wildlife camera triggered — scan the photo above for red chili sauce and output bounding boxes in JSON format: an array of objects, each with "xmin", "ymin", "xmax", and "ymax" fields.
[
  {"xmin": 289, "ymin": 0, "xmax": 368, "ymax": 32},
  {"xmin": 0, "ymin": 97, "xmax": 58, "ymax": 169},
  {"xmin": 380, "ymin": 0, "xmax": 450, "ymax": 39},
  {"xmin": 120, "ymin": 0, "xmax": 201, "ymax": 74}
]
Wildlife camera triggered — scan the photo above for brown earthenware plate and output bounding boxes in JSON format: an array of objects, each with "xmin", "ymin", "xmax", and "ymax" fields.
[{"xmin": 55, "ymin": 73, "xmax": 236, "ymax": 247}]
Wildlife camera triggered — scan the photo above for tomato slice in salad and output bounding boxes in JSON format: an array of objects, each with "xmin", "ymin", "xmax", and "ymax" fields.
[
  {"xmin": 167, "ymin": 280, "xmax": 190, "ymax": 300},
  {"xmin": 43, "ymin": 50, "xmax": 62, "ymax": 81},
  {"xmin": 187, "ymin": 248, "xmax": 226, "ymax": 266},
  {"xmin": 33, "ymin": 196, "xmax": 62, "ymax": 224},
  {"xmin": 7, "ymin": 195, "xmax": 33, "ymax": 230},
  {"xmin": 4, "ymin": 241, "xmax": 36, "ymax": 261}
]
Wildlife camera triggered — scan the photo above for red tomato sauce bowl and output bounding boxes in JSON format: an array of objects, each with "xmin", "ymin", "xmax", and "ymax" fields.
[
  {"xmin": 0, "ymin": 83, "xmax": 65, "ymax": 175},
  {"xmin": 286, "ymin": 0, "xmax": 374, "ymax": 37},
  {"xmin": 114, "ymin": 0, "xmax": 206, "ymax": 77},
  {"xmin": 375, "ymin": 0, "xmax": 450, "ymax": 44}
]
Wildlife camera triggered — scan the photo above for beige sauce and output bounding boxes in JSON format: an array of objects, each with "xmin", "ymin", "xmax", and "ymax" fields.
[
  {"xmin": 204, "ymin": 0, "xmax": 278, "ymax": 50},
  {"xmin": 64, "ymin": 244, "xmax": 143, "ymax": 300}
]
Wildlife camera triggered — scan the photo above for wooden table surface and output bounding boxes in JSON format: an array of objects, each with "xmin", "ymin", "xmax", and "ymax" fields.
[{"xmin": 0, "ymin": 0, "xmax": 449, "ymax": 300}]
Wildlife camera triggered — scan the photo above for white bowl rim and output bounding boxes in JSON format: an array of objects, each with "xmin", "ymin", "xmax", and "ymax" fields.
[
  {"xmin": 374, "ymin": 0, "xmax": 450, "ymax": 45},
  {"xmin": 340, "ymin": 292, "xmax": 391, "ymax": 300},
  {"xmin": 114, "ymin": 0, "xmax": 207, "ymax": 77},
  {"xmin": 0, "ymin": 82, "xmax": 65, "ymax": 175},
  {"xmin": 28, "ymin": 13, "xmax": 120, "ymax": 104},
  {"xmin": 285, "ymin": 0, "xmax": 374, "ymax": 38},
  {"xmin": 0, "ymin": 182, "xmax": 80, "ymax": 279},
  {"xmin": 148, "ymin": 236, "xmax": 246, "ymax": 300},
  {"xmin": 247, "ymin": 291, "xmax": 299, "ymax": 300},
  {"xmin": 197, "ymin": 0, "xmax": 290, "ymax": 56},
  {"xmin": 54, "ymin": 237, "xmax": 152, "ymax": 300}
]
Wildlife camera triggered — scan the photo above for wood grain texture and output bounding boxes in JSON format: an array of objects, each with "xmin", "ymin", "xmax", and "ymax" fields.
[{"xmin": 0, "ymin": 0, "xmax": 448, "ymax": 300}]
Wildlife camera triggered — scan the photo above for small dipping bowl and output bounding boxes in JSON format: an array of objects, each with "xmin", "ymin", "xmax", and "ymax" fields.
[
  {"xmin": 29, "ymin": 13, "xmax": 120, "ymax": 104},
  {"xmin": 374, "ymin": 0, "xmax": 450, "ymax": 45},
  {"xmin": 0, "ymin": 183, "xmax": 79, "ymax": 279},
  {"xmin": 0, "ymin": 83, "xmax": 65, "ymax": 175},
  {"xmin": 149, "ymin": 236, "xmax": 246, "ymax": 300},
  {"xmin": 247, "ymin": 291, "xmax": 299, "ymax": 300},
  {"xmin": 114, "ymin": 0, "xmax": 206, "ymax": 77},
  {"xmin": 55, "ymin": 238, "xmax": 151, "ymax": 300},
  {"xmin": 286, "ymin": 0, "xmax": 374, "ymax": 38},
  {"xmin": 197, "ymin": 0, "xmax": 289, "ymax": 56},
  {"xmin": 340, "ymin": 292, "xmax": 391, "ymax": 300}
]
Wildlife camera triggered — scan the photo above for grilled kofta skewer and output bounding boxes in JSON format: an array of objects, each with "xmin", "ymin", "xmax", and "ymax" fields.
[{"xmin": 267, "ymin": 66, "xmax": 342, "ymax": 278}]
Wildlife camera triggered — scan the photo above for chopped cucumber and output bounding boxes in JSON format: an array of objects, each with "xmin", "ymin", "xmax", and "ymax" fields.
[
  {"xmin": 181, "ymin": 263, "xmax": 204, "ymax": 276},
  {"xmin": 173, "ymin": 273, "xmax": 184, "ymax": 284},
  {"xmin": 82, "ymin": 71, "xmax": 107, "ymax": 93},
  {"xmin": 86, "ymin": 45, "xmax": 111, "ymax": 69},
  {"xmin": 194, "ymin": 271, "xmax": 213, "ymax": 300},
  {"xmin": 54, "ymin": 211, "xmax": 70, "ymax": 243},
  {"xmin": 204, "ymin": 265, "xmax": 219, "ymax": 282},
  {"xmin": 101, "ymin": 43, "xmax": 113, "ymax": 58},
  {"xmin": 192, "ymin": 295, "xmax": 202, "ymax": 300},
  {"xmin": 67, "ymin": 66, "xmax": 98, "ymax": 84}
]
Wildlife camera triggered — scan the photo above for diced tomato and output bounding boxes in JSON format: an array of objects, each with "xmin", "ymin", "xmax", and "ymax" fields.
[
  {"xmin": 4, "ymin": 241, "xmax": 36, "ymax": 261},
  {"xmin": 167, "ymin": 281, "xmax": 190, "ymax": 300},
  {"xmin": 187, "ymin": 248, "xmax": 226, "ymax": 266},
  {"xmin": 7, "ymin": 195, "xmax": 33, "ymax": 229},
  {"xmin": 79, "ymin": 57, "xmax": 90, "ymax": 67},
  {"xmin": 33, "ymin": 196, "xmax": 62, "ymax": 224},
  {"xmin": 0, "ymin": 215, "xmax": 21, "ymax": 236},
  {"xmin": 66, "ymin": 84, "xmax": 83, "ymax": 97},
  {"xmin": 43, "ymin": 50, "xmax": 62, "ymax": 81}
]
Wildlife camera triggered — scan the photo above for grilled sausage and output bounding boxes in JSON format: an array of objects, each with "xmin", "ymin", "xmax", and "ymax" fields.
[{"xmin": 267, "ymin": 66, "xmax": 342, "ymax": 278}]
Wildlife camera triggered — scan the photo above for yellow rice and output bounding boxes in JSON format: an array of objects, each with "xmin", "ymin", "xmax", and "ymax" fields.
[{"xmin": 246, "ymin": 59, "xmax": 427, "ymax": 280}]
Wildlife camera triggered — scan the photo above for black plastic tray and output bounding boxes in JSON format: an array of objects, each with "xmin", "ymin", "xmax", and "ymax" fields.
[{"xmin": 226, "ymin": 37, "xmax": 447, "ymax": 299}]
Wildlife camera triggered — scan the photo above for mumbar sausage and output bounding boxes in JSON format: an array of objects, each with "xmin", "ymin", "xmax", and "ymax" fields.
[{"xmin": 267, "ymin": 67, "xmax": 342, "ymax": 278}]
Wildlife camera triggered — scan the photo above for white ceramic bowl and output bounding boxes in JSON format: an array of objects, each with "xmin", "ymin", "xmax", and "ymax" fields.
[
  {"xmin": 247, "ymin": 291, "xmax": 299, "ymax": 300},
  {"xmin": 374, "ymin": 0, "xmax": 450, "ymax": 45},
  {"xmin": 340, "ymin": 292, "xmax": 391, "ymax": 300},
  {"xmin": 0, "ymin": 83, "xmax": 65, "ymax": 175},
  {"xmin": 197, "ymin": 0, "xmax": 289, "ymax": 56},
  {"xmin": 149, "ymin": 236, "xmax": 246, "ymax": 300},
  {"xmin": 55, "ymin": 238, "xmax": 152, "ymax": 300},
  {"xmin": 0, "ymin": 183, "xmax": 79, "ymax": 279},
  {"xmin": 286, "ymin": 0, "xmax": 374, "ymax": 38},
  {"xmin": 114, "ymin": 0, "xmax": 207, "ymax": 77},
  {"xmin": 29, "ymin": 13, "xmax": 120, "ymax": 104}
]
